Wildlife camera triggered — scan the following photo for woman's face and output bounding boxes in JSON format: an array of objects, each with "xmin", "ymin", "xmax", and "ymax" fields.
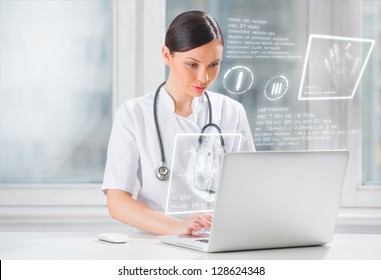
[{"xmin": 163, "ymin": 39, "xmax": 223, "ymax": 98}]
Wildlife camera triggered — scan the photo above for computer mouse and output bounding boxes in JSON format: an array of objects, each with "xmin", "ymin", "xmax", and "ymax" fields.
[{"xmin": 96, "ymin": 232, "xmax": 130, "ymax": 244}]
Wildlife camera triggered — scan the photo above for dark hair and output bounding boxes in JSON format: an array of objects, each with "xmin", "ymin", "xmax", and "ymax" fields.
[{"xmin": 165, "ymin": 10, "xmax": 224, "ymax": 54}]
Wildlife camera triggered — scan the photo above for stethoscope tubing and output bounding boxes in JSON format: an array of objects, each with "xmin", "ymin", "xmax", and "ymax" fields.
[
  {"xmin": 153, "ymin": 81, "xmax": 167, "ymax": 165},
  {"xmin": 153, "ymin": 81, "xmax": 224, "ymax": 181}
]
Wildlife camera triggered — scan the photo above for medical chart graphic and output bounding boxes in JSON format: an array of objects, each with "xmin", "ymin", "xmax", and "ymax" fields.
[
  {"xmin": 298, "ymin": 35, "xmax": 374, "ymax": 100},
  {"xmin": 165, "ymin": 133, "xmax": 242, "ymax": 215},
  {"xmin": 264, "ymin": 75, "xmax": 289, "ymax": 101}
]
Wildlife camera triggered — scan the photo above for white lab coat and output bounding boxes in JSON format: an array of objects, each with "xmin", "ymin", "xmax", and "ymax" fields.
[{"xmin": 102, "ymin": 87, "xmax": 255, "ymax": 212}]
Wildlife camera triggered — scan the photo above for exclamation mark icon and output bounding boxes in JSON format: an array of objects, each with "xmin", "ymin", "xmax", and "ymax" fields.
[{"xmin": 235, "ymin": 71, "xmax": 243, "ymax": 91}]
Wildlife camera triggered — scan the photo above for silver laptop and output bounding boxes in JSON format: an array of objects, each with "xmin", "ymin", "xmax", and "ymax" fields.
[{"xmin": 159, "ymin": 150, "xmax": 349, "ymax": 252}]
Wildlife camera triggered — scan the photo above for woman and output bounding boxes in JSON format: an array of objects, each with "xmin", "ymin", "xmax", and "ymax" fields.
[{"xmin": 102, "ymin": 11, "xmax": 255, "ymax": 235}]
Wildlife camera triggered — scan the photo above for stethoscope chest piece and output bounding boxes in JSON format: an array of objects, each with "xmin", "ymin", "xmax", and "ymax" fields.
[{"xmin": 155, "ymin": 165, "xmax": 170, "ymax": 181}]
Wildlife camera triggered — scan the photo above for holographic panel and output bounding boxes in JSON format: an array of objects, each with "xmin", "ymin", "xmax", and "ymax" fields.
[
  {"xmin": 165, "ymin": 133, "xmax": 242, "ymax": 215},
  {"xmin": 298, "ymin": 35, "xmax": 374, "ymax": 100}
]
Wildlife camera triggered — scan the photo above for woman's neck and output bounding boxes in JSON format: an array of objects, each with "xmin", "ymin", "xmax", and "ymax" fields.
[{"xmin": 164, "ymin": 80, "xmax": 193, "ymax": 117}]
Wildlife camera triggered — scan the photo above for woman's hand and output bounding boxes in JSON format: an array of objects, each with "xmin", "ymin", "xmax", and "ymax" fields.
[
  {"xmin": 175, "ymin": 213, "xmax": 213, "ymax": 235},
  {"xmin": 107, "ymin": 189, "xmax": 213, "ymax": 235}
]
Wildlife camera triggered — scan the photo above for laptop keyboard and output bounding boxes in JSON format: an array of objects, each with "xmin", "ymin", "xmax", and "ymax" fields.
[{"xmin": 196, "ymin": 239, "xmax": 209, "ymax": 243}]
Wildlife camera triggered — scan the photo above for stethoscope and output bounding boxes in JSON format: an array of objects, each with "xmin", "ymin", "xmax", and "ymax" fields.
[{"xmin": 153, "ymin": 81, "xmax": 225, "ymax": 181}]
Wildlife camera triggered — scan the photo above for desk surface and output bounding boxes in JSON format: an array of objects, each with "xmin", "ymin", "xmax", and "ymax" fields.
[{"xmin": 1, "ymin": 232, "xmax": 381, "ymax": 260}]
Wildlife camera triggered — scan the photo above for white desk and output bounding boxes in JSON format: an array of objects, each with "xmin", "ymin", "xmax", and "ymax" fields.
[{"xmin": 1, "ymin": 232, "xmax": 381, "ymax": 260}]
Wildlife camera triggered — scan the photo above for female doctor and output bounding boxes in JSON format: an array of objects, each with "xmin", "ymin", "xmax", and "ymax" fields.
[{"xmin": 102, "ymin": 11, "xmax": 255, "ymax": 235}]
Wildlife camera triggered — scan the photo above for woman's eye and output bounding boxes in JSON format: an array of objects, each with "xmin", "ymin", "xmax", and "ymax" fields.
[
  {"xmin": 187, "ymin": 63, "xmax": 198, "ymax": 68},
  {"xmin": 209, "ymin": 62, "xmax": 220, "ymax": 68}
]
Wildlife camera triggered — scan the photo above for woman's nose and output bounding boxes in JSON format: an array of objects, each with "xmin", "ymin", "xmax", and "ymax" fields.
[{"xmin": 197, "ymin": 68, "xmax": 209, "ymax": 84}]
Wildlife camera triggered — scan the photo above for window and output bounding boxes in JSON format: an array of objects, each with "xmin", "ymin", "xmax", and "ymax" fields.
[
  {"xmin": 0, "ymin": 0, "xmax": 112, "ymax": 183},
  {"xmin": 1, "ymin": 0, "xmax": 379, "ymax": 226},
  {"xmin": 0, "ymin": 0, "xmax": 113, "ymax": 225}
]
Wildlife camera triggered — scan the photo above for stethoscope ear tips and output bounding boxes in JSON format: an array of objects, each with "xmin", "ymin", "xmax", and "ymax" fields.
[{"xmin": 155, "ymin": 166, "xmax": 170, "ymax": 181}]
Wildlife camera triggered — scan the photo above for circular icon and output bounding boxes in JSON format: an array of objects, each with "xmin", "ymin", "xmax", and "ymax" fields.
[
  {"xmin": 264, "ymin": 75, "xmax": 289, "ymax": 101},
  {"xmin": 223, "ymin": 66, "xmax": 254, "ymax": 95}
]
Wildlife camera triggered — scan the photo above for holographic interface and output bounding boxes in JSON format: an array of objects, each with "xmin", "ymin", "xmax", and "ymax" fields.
[
  {"xmin": 298, "ymin": 35, "xmax": 374, "ymax": 100},
  {"xmin": 165, "ymin": 133, "xmax": 242, "ymax": 215}
]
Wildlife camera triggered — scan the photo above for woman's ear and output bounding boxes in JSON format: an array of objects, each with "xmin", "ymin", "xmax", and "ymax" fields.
[{"xmin": 162, "ymin": 45, "xmax": 172, "ymax": 66}]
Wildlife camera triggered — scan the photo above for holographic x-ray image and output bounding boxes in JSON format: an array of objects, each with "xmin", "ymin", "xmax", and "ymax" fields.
[
  {"xmin": 325, "ymin": 42, "xmax": 359, "ymax": 89},
  {"xmin": 165, "ymin": 133, "xmax": 242, "ymax": 215},
  {"xmin": 185, "ymin": 134, "xmax": 225, "ymax": 202},
  {"xmin": 299, "ymin": 35, "xmax": 374, "ymax": 100}
]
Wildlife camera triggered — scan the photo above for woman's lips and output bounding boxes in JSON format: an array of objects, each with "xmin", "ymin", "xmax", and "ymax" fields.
[{"xmin": 192, "ymin": 86, "xmax": 207, "ymax": 93}]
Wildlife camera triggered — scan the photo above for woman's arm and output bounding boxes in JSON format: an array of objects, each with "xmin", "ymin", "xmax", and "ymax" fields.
[{"xmin": 107, "ymin": 189, "xmax": 212, "ymax": 235}]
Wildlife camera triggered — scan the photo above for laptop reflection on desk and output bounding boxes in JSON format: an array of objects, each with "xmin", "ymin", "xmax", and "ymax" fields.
[{"xmin": 159, "ymin": 150, "xmax": 349, "ymax": 253}]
